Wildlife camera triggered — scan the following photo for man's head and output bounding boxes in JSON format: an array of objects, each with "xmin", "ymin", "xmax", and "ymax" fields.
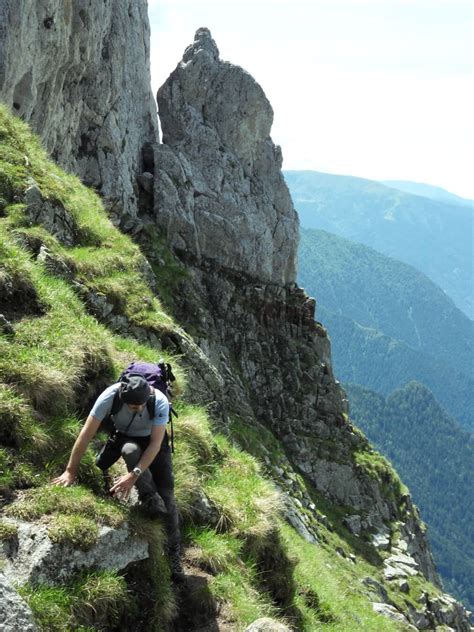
[{"xmin": 120, "ymin": 376, "xmax": 151, "ymax": 411}]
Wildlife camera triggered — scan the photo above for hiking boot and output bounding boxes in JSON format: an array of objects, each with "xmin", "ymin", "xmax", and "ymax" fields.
[
  {"xmin": 169, "ymin": 552, "xmax": 185, "ymax": 583},
  {"xmin": 140, "ymin": 492, "xmax": 168, "ymax": 518}
]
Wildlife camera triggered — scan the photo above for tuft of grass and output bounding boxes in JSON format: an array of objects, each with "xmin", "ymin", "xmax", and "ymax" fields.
[
  {"xmin": 0, "ymin": 520, "xmax": 18, "ymax": 541},
  {"xmin": 203, "ymin": 439, "xmax": 282, "ymax": 538},
  {"xmin": 4, "ymin": 485, "xmax": 126, "ymax": 527},
  {"xmin": 19, "ymin": 584, "xmax": 74, "ymax": 631},
  {"xmin": 72, "ymin": 571, "xmax": 131, "ymax": 630},
  {"xmin": 47, "ymin": 515, "xmax": 100, "ymax": 551},
  {"xmin": 185, "ymin": 526, "xmax": 242, "ymax": 574},
  {"xmin": 210, "ymin": 564, "xmax": 278, "ymax": 627}
]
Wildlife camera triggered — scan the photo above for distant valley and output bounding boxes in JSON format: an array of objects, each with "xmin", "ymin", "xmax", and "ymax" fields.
[
  {"xmin": 285, "ymin": 170, "xmax": 473, "ymax": 319},
  {"xmin": 298, "ymin": 228, "xmax": 473, "ymax": 431}
]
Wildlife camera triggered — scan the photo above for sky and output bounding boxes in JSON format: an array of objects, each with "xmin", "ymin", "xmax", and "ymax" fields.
[{"xmin": 147, "ymin": 0, "xmax": 474, "ymax": 199}]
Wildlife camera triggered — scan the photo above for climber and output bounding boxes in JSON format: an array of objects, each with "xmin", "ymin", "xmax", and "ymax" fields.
[{"xmin": 52, "ymin": 375, "xmax": 184, "ymax": 582}]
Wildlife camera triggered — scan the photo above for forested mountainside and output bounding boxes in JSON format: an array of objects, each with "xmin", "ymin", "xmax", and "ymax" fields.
[
  {"xmin": 0, "ymin": 2, "xmax": 472, "ymax": 630},
  {"xmin": 298, "ymin": 228, "xmax": 474, "ymax": 432},
  {"xmin": 347, "ymin": 382, "xmax": 474, "ymax": 613},
  {"xmin": 298, "ymin": 228, "xmax": 473, "ymax": 378},
  {"xmin": 285, "ymin": 170, "xmax": 473, "ymax": 319}
]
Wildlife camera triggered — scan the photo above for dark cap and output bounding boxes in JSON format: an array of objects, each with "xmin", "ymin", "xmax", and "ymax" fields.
[{"xmin": 120, "ymin": 375, "xmax": 150, "ymax": 405}]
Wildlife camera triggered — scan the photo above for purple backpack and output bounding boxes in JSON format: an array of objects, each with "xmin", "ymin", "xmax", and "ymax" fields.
[{"xmin": 118, "ymin": 360, "xmax": 174, "ymax": 397}]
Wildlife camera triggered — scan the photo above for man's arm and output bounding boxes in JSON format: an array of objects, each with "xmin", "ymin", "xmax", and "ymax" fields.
[
  {"xmin": 109, "ymin": 424, "xmax": 166, "ymax": 499},
  {"xmin": 52, "ymin": 415, "xmax": 102, "ymax": 486}
]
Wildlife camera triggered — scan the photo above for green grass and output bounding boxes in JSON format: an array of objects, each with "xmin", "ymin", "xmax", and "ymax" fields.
[
  {"xmin": 47, "ymin": 515, "xmax": 100, "ymax": 550},
  {"xmin": 185, "ymin": 526, "xmax": 242, "ymax": 574},
  {"xmin": 0, "ymin": 519, "xmax": 18, "ymax": 541},
  {"xmin": 19, "ymin": 570, "xmax": 131, "ymax": 632},
  {"xmin": 4, "ymin": 486, "xmax": 125, "ymax": 526}
]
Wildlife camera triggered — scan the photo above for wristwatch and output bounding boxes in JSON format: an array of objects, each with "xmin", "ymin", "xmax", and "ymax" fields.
[{"xmin": 132, "ymin": 466, "xmax": 142, "ymax": 477}]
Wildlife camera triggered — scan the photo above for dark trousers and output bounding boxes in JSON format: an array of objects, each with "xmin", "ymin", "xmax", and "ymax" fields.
[{"xmin": 96, "ymin": 432, "xmax": 180, "ymax": 554}]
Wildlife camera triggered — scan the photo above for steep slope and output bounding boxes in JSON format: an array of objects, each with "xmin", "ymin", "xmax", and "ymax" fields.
[
  {"xmin": 2, "ymin": 98, "xmax": 465, "ymax": 632},
  {"xmin": 285, "ymin": 170, "xmax": 474, "ymax": 319},
  {"xmin": 297, "ymin": 228, "xmax": 474, "ymax": 430},
  {"xmin": 0, "ymin": 6, "xmax": 472, "ymax": 629},
  {"xmin": 347, "ymin": 381, "xmax": 474, "ymax": 612}
]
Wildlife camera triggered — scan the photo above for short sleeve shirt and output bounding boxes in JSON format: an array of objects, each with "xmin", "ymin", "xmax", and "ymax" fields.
[{"xmin": 90, "ymin": 383, "xmax": 169, "ymax": 437}]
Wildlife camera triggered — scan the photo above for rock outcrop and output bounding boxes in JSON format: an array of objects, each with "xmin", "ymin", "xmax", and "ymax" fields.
[
  {"xmin": 0, "ymin": 0, "xmax": 158, "ymax": 228},
  {"xmin": 0, "ymin": 574, "xmax": 37, "ymax": 632},
  {"xmin": 155, "ymin": 28, "xmax": 299, "ymax": 286},
  {"xmin": 1, "ymin": 519, "xmax": 148, "ymax": 586}
]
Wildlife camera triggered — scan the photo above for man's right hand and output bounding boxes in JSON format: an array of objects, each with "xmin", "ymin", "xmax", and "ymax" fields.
[{"xmin": 52, "ymin": 471, "xmax": 76, "ymax": 487}]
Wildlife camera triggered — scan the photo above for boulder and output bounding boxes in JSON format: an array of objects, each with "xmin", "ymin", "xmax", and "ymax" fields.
[
  {"xmin": 2, "ymin": 519, "xmax": 148, "ymax": 586},
  {"xmin": 244, "ymin": 617, "xmax": 292, "ymax": 632},
  {"xmin": 0, "ymin": 574, "xmax": 37, "ymax": 631}
]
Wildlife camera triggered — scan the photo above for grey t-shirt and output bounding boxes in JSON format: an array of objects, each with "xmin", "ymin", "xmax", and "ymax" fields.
[{"xmin": 90, "ymin": 383, "xmax": 169, "ymax": 437}]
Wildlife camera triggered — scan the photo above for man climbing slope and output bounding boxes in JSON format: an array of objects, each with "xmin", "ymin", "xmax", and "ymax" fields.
[{"xmin": 52, "ymin": 374, "xmax": 184, "ymax": 582}]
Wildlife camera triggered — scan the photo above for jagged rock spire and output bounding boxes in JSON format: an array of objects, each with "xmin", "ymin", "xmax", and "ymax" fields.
[
  {"xmin": 155, "ymin": 29, "xmax": 299, "ymax": 286},
  {"xmin": 182, "ymin": 27, "xmax": 220, "ymax": 63}
]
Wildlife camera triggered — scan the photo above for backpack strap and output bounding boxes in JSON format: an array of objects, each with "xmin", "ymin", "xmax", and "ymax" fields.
[
  {"xmin": 146, "ymin": 393, "xmax": 156, "ymax": 419},
  {"xmin": 110, "ymin": 388, "xmax": 123, "ymax": 416}
]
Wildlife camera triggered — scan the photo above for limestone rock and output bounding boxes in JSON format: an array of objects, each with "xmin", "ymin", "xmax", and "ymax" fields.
[
  {"xmin": 372, "ymin": 603, "xmax": 416, "ymax": 628},
  {"xmin": 0, "ymin": 574, "xmax": 37, "ymax": 631},
  {"xmin": 2, "ymin": 519, "xmax": 148, "ymax": 585},
  {"xmin": 343, "ymin": 514, "xmax": 362, "ymax": 536},
  {"xmin": 372, "ymin": 527, "xmax": 391, "ymax": 550},
  {"xmin": 362, "ymin": 577, "xmax": 389, "ymax": 603},
  {"xmin": 244, "ymin": 617, "xmax": 292, "ymax": 631},
  {"xmin": 155, "ymin": 28, "xmax": 299, "ymax": 286},
  {"xmin": 24, "ymin": 184, "xmax": 78, "ymax": 246},
  {"xmin": 0, "ymin": 0, "xmax": 158, "ymax": 223}
]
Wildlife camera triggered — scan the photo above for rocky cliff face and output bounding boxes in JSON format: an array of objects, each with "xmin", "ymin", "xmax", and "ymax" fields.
[{"xmin": 0, "ymin": 0, "xmax": 157, "ymax": 228}]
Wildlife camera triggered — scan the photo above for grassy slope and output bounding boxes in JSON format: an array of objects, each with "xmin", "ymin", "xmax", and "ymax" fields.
[{"xmin": 0, "ymin": 105, "xmax": 444, "ymax": 631}]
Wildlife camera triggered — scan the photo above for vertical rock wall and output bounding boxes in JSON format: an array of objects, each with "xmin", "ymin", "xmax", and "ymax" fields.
[{"xmin": 0, "ymin": 0, "xmax": 158, "ymax": 227}]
